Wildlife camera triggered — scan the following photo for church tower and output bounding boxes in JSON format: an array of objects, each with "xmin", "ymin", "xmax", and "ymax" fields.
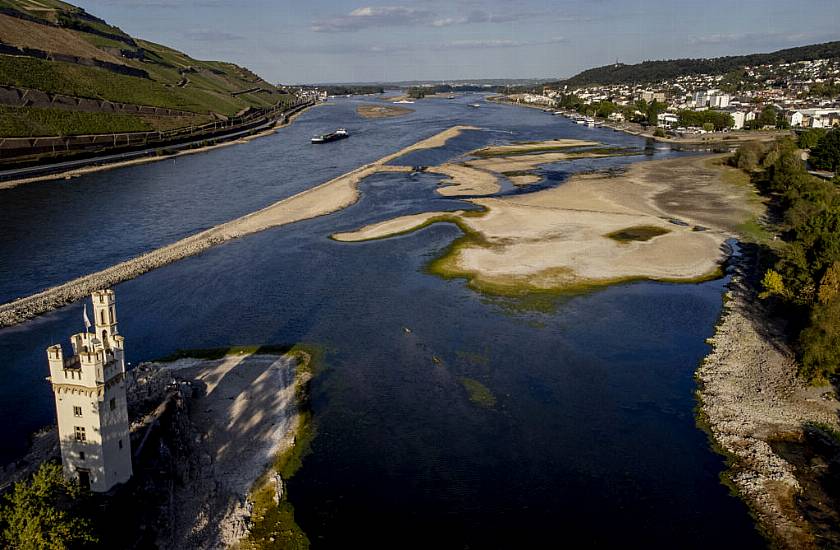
[{"xmin": 47, "ymin": 289, "xmax": 132, "ymax": 492}]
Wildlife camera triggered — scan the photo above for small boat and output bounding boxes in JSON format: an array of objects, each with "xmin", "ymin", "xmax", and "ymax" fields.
[
  {"xmin": 469, "ymin": 103, "xmax": 481, "ymax": 108},
  {"xmin": 311, "ymin": 128, "xmax": 349, "ymax": 144},
  {"xmin": 394, "ymin": 99, "xmax": 415, "ymax": 104}
]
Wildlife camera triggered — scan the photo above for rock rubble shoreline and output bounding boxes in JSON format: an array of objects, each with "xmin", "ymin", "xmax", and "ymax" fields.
[{"xmin": 697, "ymin": 251, "xmax": 840, "ymax": 548}]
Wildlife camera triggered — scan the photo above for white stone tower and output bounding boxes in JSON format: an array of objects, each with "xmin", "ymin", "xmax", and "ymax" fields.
[{"xmin": 46, "ymin": 289, "xmax": 132, "ymax": 492}]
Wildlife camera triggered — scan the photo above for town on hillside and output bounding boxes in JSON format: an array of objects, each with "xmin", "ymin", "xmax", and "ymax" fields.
[{"xmin": 509, "ymin": 57, "xmax": 840, "ymax": 135}]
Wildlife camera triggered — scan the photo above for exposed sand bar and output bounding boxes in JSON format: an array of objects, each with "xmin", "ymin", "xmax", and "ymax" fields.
[
  {"xmin": 332, "ymin": 211, "xmax": 467, "ymax": 242},
  {"xmin": 473, "ymin": 139, "xmax": 599, "ymax": 157},
  {"xmin": 465, "ymin": 149, "xmax": 630, "ymax": 174},
  {"xmin": 426, "ymin": 164, "xmax": 500, "ymax": 196},
  {"xmin": 508, "ymin": 174, "xmax": 542, "ymax": 186},
  {"xmin": 0, "ymin": 125, "xmax": 479, "ymax": 328},
  {"xmin": 356, "ymin": 104, "xmax": 414, "ymax": 119},
  {"xmin": 333, "ymin": 154, "xmax": 762, "ymax": 293}
]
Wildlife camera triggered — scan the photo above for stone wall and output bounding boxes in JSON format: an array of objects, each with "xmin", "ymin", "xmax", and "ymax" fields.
[{"xmin": 0, "ymin": 43, "xmax": 148, "ymax": 78}]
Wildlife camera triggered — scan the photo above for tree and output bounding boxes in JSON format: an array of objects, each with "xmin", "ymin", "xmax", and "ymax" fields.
[
  {"xmin": 751, "ymin": 105, "xmax": 778, "ymax": 129},
  {"xmin": 646, "ymin": 100, "xmax": 664, "ymax": 125},
  {"xmin": 818, "ymin": 262, "xmax": 840, "ymax": 304},
  {"xmin": 799, "ymin": 296, "xmax": 840, "ymax": 381},
  {"xmin": 759, "ymin": 269, "xmax": 788, "ymax": 299},
  {"xmin": 0, "ymin": 463, "xmax": 98, "ymax": 550},
  {"xmin": 798, "ymin": 128, "xmax": 827, "ymax": 150},
  {"xmin": 811, "ymin": 129, "xmax": 840, "ymax": 172},
  {"xmin": 732, "ymin": 140, "xmax": 767, "ymax": 171},
  {"xmin": 595, "ymin": 101, "xmax": 617, "ymax": 118}
]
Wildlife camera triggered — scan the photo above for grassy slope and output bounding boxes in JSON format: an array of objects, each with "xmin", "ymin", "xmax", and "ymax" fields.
[{"xmin": 0, "ymin": 0, "xmax": 292, "ymax": 136}]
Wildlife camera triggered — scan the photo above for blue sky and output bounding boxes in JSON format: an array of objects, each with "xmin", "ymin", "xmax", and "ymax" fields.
[{"xmin": 74, "ymin": 0, "xmax": 839, "ymax": 84}]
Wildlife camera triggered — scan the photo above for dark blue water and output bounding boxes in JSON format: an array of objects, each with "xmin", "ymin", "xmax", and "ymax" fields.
[{"xmin": 0, "ymin": 96, "xmax": 764, "ymax": 547}]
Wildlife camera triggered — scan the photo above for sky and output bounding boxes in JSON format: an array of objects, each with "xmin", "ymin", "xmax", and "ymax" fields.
[{"xmin": 73, "ymin": 0, "xmax": 840, "ymax": 84}]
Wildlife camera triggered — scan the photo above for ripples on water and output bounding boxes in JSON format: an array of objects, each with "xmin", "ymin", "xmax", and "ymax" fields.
[{"xmin": 0, "ymin": 95, "xmax": 764, "ymax": 547}]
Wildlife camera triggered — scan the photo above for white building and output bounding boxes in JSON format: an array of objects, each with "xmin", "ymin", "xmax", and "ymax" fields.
[
  {"xmin": 729, "ymin": 111, "xmax": 746, "ymax": 130},
  {"xmin": 788, "ymin": 111, "xmax": 804, "ymax": 127},
  {"xmin": 709, "ymin": 94, "xmax": 731, "ymax": 109},
  {"xmin": 657, "ymin": 112, "xmax": 679, "ymax": 128},
  {"xmin": 47, "ymin": 290, "xmax": 132, "ymax": 492}
]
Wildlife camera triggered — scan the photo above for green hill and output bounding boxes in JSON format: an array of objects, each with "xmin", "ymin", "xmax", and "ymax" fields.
[
  {"xmin": 556, "ymin": 40, "xmax": 840, "ymax": 87},
  {"xmin": 0, "ymin": 0, "xmax": 293, "ymax": 137}
]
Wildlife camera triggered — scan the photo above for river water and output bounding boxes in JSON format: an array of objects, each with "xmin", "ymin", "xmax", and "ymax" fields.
[{"xmin": 0, "ymin": 95, "xmax": 764, "ymax": 547}]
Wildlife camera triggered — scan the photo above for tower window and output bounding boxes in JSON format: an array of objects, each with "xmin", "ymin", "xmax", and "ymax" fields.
[
  {"xmin": 109, "ymin": 398, "xmax": 116, "ymax": 411},
  {"xmin": 118, "ymin": 439, "xmax": 123, "ymax": 450},
  {"xmin": 74, "ymin": 426, "xmax": 86, "ymax": 442},
  {"xmin": 73, "ymin": 406, "xmax": 82, "ymax": 417},
  {"xmin": 79, "ymin": 451, "xmax": 85, "ymax": 460},
  {"xmin": 109, "ymin": 307, "xmax": 114, "ymax": 324}
]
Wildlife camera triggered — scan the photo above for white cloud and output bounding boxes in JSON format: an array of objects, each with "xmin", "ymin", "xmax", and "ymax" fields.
[{"xmin": 311, "ymin": 6, "xmax": 435, "ymax": 32}]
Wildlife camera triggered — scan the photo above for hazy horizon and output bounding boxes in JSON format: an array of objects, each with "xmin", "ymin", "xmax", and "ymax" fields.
[{"xmin": 72, "ymin": 0, "xmax": 840, "ymax": 84}]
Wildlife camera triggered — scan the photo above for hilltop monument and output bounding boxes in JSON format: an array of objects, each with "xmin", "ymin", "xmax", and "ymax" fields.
[{"xmin": 46, "ymin": 290, "xmax": 132, "ymax": 492}]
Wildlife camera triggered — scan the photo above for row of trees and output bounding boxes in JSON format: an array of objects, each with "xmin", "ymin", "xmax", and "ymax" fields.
[
  {"xmin": 556, "ymin": 94, "xmax": 665, "ymax": 125},
  {"xmin": 677, "ymin": 110, "xmax": 734, "ymax": 131},
  {"xmin": 734, "ymin": 138, "xmax": 840, "ymax": 381}
]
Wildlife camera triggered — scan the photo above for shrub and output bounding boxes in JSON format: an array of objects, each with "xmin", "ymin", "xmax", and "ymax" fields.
[{"xmin": 0, "ymin": 463, "xmax": 98, "ymax": 550}]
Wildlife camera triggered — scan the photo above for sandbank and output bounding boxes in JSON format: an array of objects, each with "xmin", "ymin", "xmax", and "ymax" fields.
[
  {"xmin": 507, "ymin": 174, "xmax": 542, "ymax": 186},
  {"xmin": 473, "ymin": 139, "xmax": 599, "ymax": 157},
  {"xmin": 356, "ymin": 104, "xmax": 414, "ymax": 119},
  {"xmin": 426, "ymin": 164, "xmax": 500, "ymax": 196},
  {"xmin": 0, "ymin": 125, "xmax": 479, "ymax": 327},
  {"xmin": 333, "ymin": 153, "xmax": 761, "ymax": 293}
]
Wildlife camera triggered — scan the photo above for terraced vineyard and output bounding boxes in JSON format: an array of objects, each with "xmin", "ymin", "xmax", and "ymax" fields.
[{"xmin": 0, "ymin": 0, "xmax": 293, "ymax": 137}]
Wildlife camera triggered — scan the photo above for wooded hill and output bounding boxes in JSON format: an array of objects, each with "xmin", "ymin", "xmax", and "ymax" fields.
[
  {"xmin": 554, "ymin": 41, "xmax": 840, "ymax": 88},
  {"xmin": 0, "ymin": 0, "xmax": 293, "ymax": 137}
]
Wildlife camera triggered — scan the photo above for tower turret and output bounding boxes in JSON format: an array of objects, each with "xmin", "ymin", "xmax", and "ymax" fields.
[
  {"xmin": 91, "ymin": 289, "xmax": 118, "ymax": 349},
  {"xmin": 47, "ymin": 290, "xmax": 132, "ymax": 492}
]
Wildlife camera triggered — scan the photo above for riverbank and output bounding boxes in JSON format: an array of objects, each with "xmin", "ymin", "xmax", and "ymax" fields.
[
  {"xmin": 697, "ymin": 255, "xmax": 840, "ymax": 548},
  {"xmin": 151, "ymin": 349, "xmax": 313, "ymax": 548},
  {"xmin": 334, "ymin": 152, "xmax": 761, "ymax": 295},
  {"xmin": 0, "ymin": 103, "xmax": 317, "ymax": 191},
  {"xmin": 0, "ymin": 125, "xmax": 479, "ymax": 328},
  {"xmin": 488, "ymin": 95, "xmax": 791, "ymax": 149}
]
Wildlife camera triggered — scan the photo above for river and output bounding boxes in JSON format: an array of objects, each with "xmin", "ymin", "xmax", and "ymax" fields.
[{"xmin": 0, "ymin": 94, "xmax": 765, "ymax": 547}]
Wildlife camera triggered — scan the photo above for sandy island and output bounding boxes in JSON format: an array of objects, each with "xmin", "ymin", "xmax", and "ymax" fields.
[
  {"xmin": 0, "ymin": 125, "xmax": 480, "ymax": 327},
  {"xmin": 356, "ymin": 104, "xmax": 414, "ymax": 119},
  {"xmin": 333, "ymin": 145, "xmax": 761, "ymax": 294}
]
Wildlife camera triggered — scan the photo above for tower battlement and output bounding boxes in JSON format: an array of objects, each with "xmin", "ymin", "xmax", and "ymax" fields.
[{"xmin": 47, "ymin": 290, "xmax": 132, "ymax": 492}]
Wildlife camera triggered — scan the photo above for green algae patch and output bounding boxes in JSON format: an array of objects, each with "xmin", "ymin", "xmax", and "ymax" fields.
[
  {"xmin": 605, "ymin": 225, "xmax": 671, "ymax": 243},
  {"xmin": 460, "ymin": 377, "xmax": 497, "ymax": 408}
]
